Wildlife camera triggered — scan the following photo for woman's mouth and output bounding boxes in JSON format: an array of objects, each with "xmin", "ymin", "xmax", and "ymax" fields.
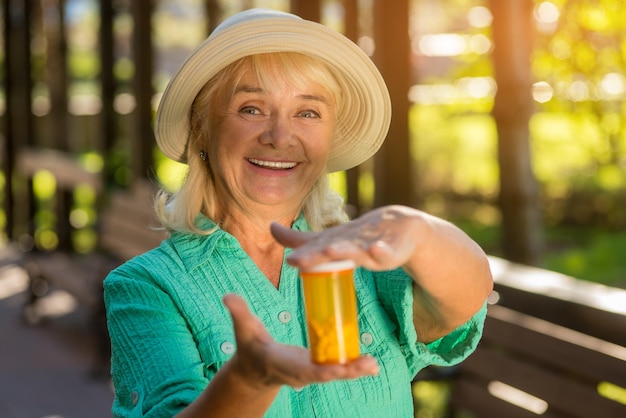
[{"xmin": 248, "ymin": 158, "xmax": 297, "ymax": 170}]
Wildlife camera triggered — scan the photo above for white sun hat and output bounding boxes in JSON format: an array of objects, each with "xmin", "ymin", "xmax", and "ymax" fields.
[{"xmin": 154, "ymin": 8, "xmax": 391, "ymax": 173}]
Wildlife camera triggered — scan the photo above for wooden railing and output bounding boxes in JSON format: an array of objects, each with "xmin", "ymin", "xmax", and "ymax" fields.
[{"xmin": 448, "ymin": 257, "xmax": 626, "ymax": 418}]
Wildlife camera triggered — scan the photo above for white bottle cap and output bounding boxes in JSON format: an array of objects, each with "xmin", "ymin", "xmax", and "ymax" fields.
[{"xmin": 300, "ymin": 259, "xmax": 356, "ymax": 273}]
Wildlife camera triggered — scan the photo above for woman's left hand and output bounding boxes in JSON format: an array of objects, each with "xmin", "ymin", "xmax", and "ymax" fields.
[
  {"xmin": 271, "ymin": 205, "xmax": 422, "ymax": 271},
  {"xmin": 273, "ymin": 204, "xmax": 493, "ymax": 343}
]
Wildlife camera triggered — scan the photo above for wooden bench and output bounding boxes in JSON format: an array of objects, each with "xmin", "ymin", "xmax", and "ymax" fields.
[
  {"xmin": 448, "ymin": 257, "xmax": 626, "ymax": 418},
  {"xmin": 16, "ymin": 148, "xmax": 166, "ymax": 375},
  {"xmin": 22, "ymin": 180, "xmax": 165, "ymax": 377},
  {"xmin": 22, "ymin": 180, "xmax": 165, "ymax": 322}
]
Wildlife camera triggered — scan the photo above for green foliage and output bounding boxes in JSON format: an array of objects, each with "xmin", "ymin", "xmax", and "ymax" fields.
[
  {"xmin": 411, "ymin": 105, "xmax": 498, "ymax": 197},
  {"xmin": 457, "ymin": 218, "xmax": 626, "ymax": 288},
  {"xmin": 68, "ymin": 50, "xmax": 100, "ymax": 80},
  {"xmin": 407, "ymin": 0, "xmax": 626, "ymax": 287},
  {"xmin": 543, "ymin": 227, "xmax": 626, "ymax": 287},
  {"xmin": 412, "ymin": 380, "xmax": 452, "ymax": 418},
  {"xmin": 154, "ymin": 149, "xmax": 188, "ymax": 192}
]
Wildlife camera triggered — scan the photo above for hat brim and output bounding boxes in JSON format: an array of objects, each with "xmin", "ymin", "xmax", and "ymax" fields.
[{"xmin": 154, "ymin": 9, "xmax": 391, "ymax": 173}]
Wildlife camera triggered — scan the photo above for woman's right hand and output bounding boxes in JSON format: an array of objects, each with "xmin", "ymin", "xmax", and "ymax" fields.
[{"xmin": 222, "ymin": 293, "xmax": 379, "ymax": 390}]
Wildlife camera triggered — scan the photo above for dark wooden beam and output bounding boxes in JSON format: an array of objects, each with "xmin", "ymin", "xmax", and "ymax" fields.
[
  {"xmin": 100, "ymin": 0, "xmax": 116, "ymax": 188},
  {"xmin": 4, "ymin": 0, "xmax": 35, "ymax": 241},
  {"xmin": 42, "ymin": 0, "xmax": 68, "ymax": 151},
  {"xmin": 131, "ymin": 0, "xmax": 155, "ymax": 181},
  {"xmin": 205, "ymin": 0, "xmax": 222, "ymax": 34},
  {"xmin": 40, "ymin": 0, "xmax": 73, "ymax": 250},
  {"xmin": 290, "ymin": 0, "xmax": 321, "ymax": 22},
  {"xmin": 372, "ymin": 0, "xmax": 412, "ymax": 207},
  {"xmin": 343, "ymin": 0, "xmax": 360, "ymax": 215}
]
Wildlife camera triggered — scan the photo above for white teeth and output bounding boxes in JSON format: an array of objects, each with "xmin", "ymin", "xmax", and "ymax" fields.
[{"xmin": 248, "ymin": 158, "xmax": 297, "ymax": 169}]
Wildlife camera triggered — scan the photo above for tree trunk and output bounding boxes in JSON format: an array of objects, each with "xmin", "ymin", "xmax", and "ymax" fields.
[{"xmin": 490, "ymin": 0, "xmax": 543, "ymax": 264}]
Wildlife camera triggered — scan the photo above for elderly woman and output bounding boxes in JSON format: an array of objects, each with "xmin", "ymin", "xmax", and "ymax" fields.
[{"xmin": 104, "ymin": 8, "xmax": 493, "ymax": 418}]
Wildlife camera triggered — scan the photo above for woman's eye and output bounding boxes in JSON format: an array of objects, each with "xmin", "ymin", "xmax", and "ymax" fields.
[
  {"xmin": 239, "ymin": 106, "xmax": 261, "ymax": 115},
  {"xmin": 300, "ymin": 110, "xmax": 320, "ymax": 118}
]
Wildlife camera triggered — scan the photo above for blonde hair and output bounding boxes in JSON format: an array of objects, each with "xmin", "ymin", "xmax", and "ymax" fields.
[{"xmin": 155, "ymin": 52, "xmax": 349, "ymax": 234}]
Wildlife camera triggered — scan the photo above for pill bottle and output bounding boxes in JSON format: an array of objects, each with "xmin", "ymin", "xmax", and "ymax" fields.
[{"xmin": 300, "ymin": 260, "xmax": 360, "ymax": 364}]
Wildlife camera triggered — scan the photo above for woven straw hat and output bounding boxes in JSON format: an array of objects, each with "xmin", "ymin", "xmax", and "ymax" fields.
[{"xmin": 154, "ymin": 8, "xmax": 391, "ymax": 172}]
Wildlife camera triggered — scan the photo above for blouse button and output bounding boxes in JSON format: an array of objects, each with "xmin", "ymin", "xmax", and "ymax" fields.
[
  {"xmin": 131, "ymin": 391, "xmax": 139, "ymax": 405},
  {"xmin": 360, "ymin": 332, "xmax": 374, "ymax": 346},
  {"xmin": 278, "ymin": 310, "xmax": 292, "ymax": 323},
  {"xmin": 221, "ymin": 341, "xmax": 235, "ymax": 355}
]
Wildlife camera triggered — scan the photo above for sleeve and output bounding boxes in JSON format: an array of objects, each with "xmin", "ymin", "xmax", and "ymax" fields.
[
  {"xmin": 104, "ymin": 258, "xmax": 207, "ymax": 418},
  {"xmin": 374, "ymin": 268, "xmax": 488, "ymax": 377}
]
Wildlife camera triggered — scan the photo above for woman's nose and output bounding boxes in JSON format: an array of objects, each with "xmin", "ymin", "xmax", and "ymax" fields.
[{"xmin": 260, "ymin": 114, "xmax": 295, "ymax": 148}]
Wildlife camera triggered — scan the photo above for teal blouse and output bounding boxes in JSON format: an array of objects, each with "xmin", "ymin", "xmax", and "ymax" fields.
[{"xmin": 104, "ymin": 215, "xmax": 487, "ymax": 417}]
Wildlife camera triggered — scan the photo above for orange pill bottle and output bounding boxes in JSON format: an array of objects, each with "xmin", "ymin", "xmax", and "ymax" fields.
[{"xmin": 300, "ymin": 260, "xmax": 360, "ymax": 364}]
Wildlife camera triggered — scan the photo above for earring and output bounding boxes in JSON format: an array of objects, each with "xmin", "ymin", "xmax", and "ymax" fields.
[{"xmin": 199, "ymin": 150, "xmax": 208, "ymax": 161}]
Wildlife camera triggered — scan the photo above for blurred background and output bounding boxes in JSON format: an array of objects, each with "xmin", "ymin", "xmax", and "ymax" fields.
[
  {"xmin": 0, "ymin": 0, "xmax": 625, "ymax": 417},
  {"xmin": 3, "ymin": 0, "xmax": 626, "ymax": 284}
]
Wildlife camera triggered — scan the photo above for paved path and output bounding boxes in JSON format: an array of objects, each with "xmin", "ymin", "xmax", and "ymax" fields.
[{"xmin": 0, "ymin": 263, "xmax": 114, "ymax": 418}]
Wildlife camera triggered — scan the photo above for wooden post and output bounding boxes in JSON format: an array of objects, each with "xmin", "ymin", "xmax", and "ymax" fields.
[
  {"xmin": 4, "ymin": 0, "xmax": 35, "ymax": 241},
  {"xmin": 42, "ymin": 0, "xmax": 68, "ymax": 151},
  {"xmin": 489, "ymin": 0, "xmax": 543, "ymax": 264},
  {"xmin": 205, "ymin": 0, "xmax": 222, "ymax": 34},
  {"xmin": 2, "ymin": 0, "xmax": 15, "ymax": 240},
  {"xmin": 343, "ymin": 0, "xmax": 361, "ymax": 215},
  {"xmin": 41, "ymin": 0, "xmax": 73, "ymax": 250},
  {"xmin": 372, "ymin": 0, "xmax": 412, "ymax": 207},
  {"xmin": 290, "ymin": 0, "xmax": 321, "ymax": 22},
  {"xmin": 131, "ymin": 0, "xmax": 155, "ymax": 181},
  {"xmin": 100, "ymin": 0, "xmax": 116, "ymax": 189}
]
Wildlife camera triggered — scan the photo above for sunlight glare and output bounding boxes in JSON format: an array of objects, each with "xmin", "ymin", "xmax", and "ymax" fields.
[
  {"xmin": 69, "ymin": 94, "xmax": 102, "ymax": 116},
  {"xmin": 532, "ymin": 81, "xmax": 554, "ymax": 103},
  {"xmin": 566, "ymin": 80, "xmax": 591, "ymax": 102},
  {"xmin": 417, "ymin": 33, "xmax": 491, "ymax": 57},
  {"xmin": 467, "ymin": 6, "xmax": 492, "ymax": 28},
  {"xmin": 417, "ymin": 33, "xmax": 466, "ymax": 57},
  {"xmin": 458, "ymin": 77, "xmax": 496, "ymax": 99},
  {"xmin": 36, "ymin": 290, "xmax": 78, "ymax": 319},
  {"xmin": 469, "ymin": 34, "xmax": 492, "ymax": 54},
  {"xmin": 599, "ymin": 73, "xmax": 626, "ymax": 99},
  {"xmin": 488, "ymin": 381, "xmax": 548, "ymax": 414},
  {"xmin": 0, "ymin": 267, "xmax": 29, "ymax": 300},
  {"xmin": 114, "ymin": 92, "xmax": 136, "ymax": 115},
  {"xmin": 535, "ymin": 2, "xmax": 560, "ymax": 24},
  {"xmin": 32, "ymin": 95, "xmax": 51, "ymax": 116},
  {"xmin": 550, "ymin": 38, "xmax": 571, "ymax": 60},
  {"xmin": 358, "ymin": 36, "xmax": 375, "ymax": 57}
]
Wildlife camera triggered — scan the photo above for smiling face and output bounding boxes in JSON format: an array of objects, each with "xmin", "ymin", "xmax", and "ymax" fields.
[{"xmin": 204, "ymin": 53, "xmax": 338, "ymax": 220}]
